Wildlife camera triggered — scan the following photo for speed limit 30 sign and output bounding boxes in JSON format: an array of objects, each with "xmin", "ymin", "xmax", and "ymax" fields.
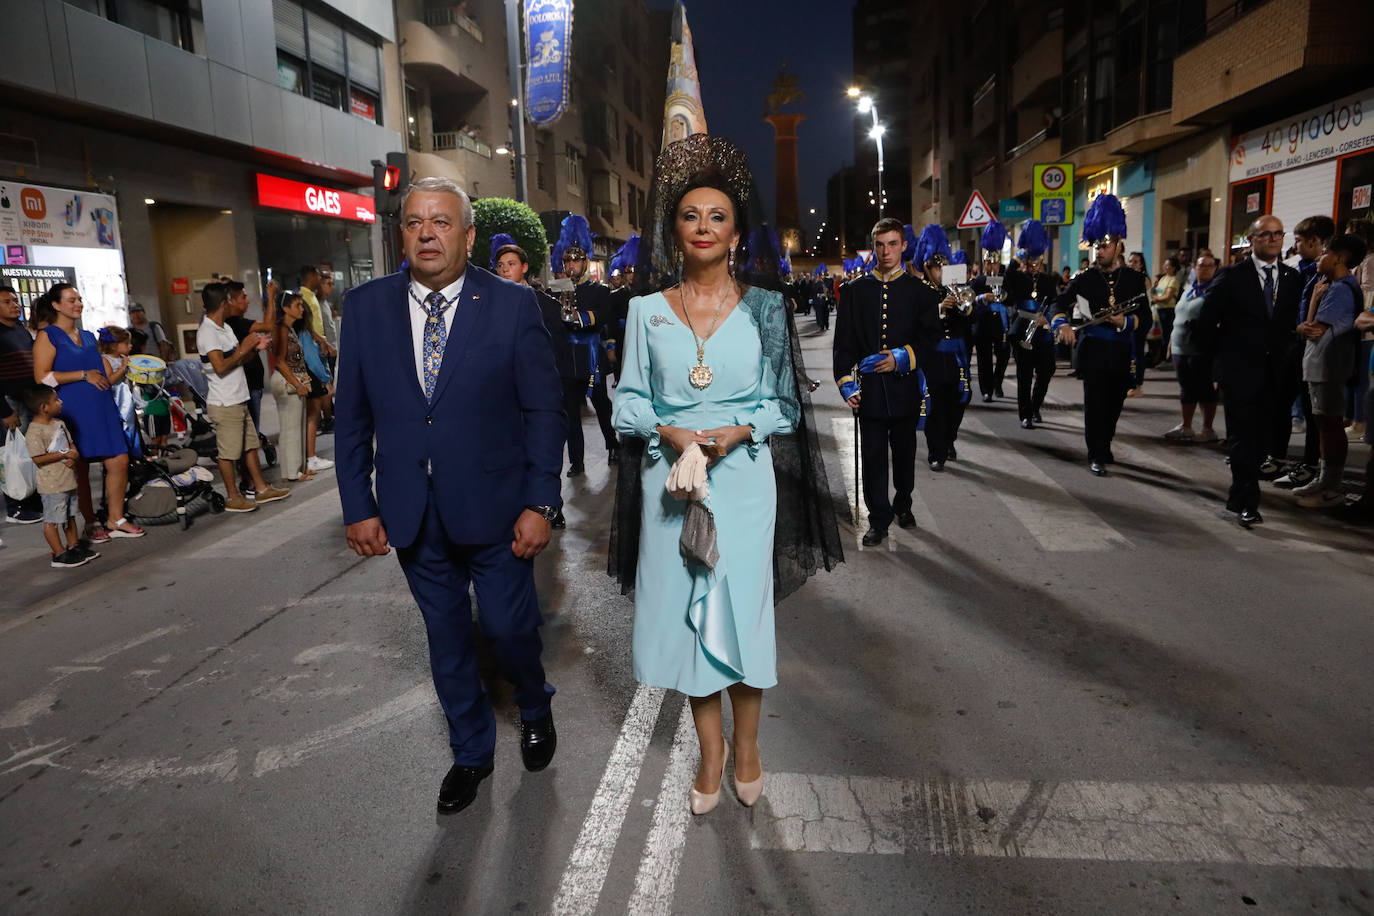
[{"xmin": 1032, "ymin": 162, "xmax": 1074, "ymax": 225}]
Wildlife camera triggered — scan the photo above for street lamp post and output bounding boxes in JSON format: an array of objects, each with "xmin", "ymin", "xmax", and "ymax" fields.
[
  {"xmin": 850, "ymin": 87, "xmax": 885, "ymax": 219},
  {"xmin": 503, "ymin": 0, "xmax": 528, "ymax": 203}
]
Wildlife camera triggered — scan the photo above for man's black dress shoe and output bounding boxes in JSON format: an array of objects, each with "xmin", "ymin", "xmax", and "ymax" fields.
[
  {"xmin": 438, "ymin": 760, "xmax": 494, "ymax": 814},
  {"xmin": 1032, "ymin": 412, "xmax": 1043, "ymax": 423},
  {"xmin": 551, "ymin": 509, "xmax": 566, "ymax": 530},
  {"xmin": 861, "ymin": 527, "xmax": 887, "ymax": 546},
  {"xmin": 567, "ymin": 463, "xmax": 585, "ymax": 477},
  {"xmin": 928, "ymin": 459, "xmax": 945, "ymax": 472},
  {"xmin": 947, "ymin": 445, "xmax": 957, "ymax": 461},
  {"xmin": 1020, "ymin": 418, "xmax": 1035, "ymax": 430},
  {"xmin": 981, "ymin": 392, "xmax": 993, "ymax": 403},
  {"xmin": 995, "ymin": 387, "xmax": 1004, "ymax": 398},
  {"xmin": 896, "ymin": 510, "xmax": 916, "ymax": 529},
  {"xmin": 1238, "ymin": 508, "xmax": 1263, "ymax": 528},
  {"xmin": 1089, "ymin": 461, "xmax": 1108, "ymax": 476},
  {"xmin": 520, "ymin": 713, "xmax": 557, "ymax": 772}
]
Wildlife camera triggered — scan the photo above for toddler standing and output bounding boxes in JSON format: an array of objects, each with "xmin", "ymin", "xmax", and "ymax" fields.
[{"xmin": 24, "ymin": 384, "xmax": 99, "ymax": 568}]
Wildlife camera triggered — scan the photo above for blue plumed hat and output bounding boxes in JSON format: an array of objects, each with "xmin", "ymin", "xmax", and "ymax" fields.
[
  {"xmin": 780, "ymin": 254, "xmax": 793, "ymax": 277},
  {"xmin": 1017, "ymin": 219, "xmax": 1050, "ymax": 259},
  {"xmin": 489, "ymin": 232, "xmax": 517, "ymax": 270},
  {"xmin": 609, "ymin": 234, "xmax": 641, "ymax": 275},
  {"xmin": 862, "ymin": 251, "xmax": 876, "ymax": 271},
  {"xmin": 552, "ymin": 213, "xmax": 595, "ymax": 268},
  {"xmin": 1082, "ymin": 193, "xmax": 1127, "ymax": 245},
  {"xmin": 813, "ymin": 263, "xmax": 828, "ymax": 277},
  {"xmin": 915, "ymin": 224, "xmax": 952, "ymax": 267},
  {"xmin": 980, "ymin": 221, "xmax": 1007, "ymax": 254},
  {"xmin": 949, "ymin": 249, "xmax": 967, "ymax": 265},
  {"xmin": 901, "ymin": 224, "xmax": 918, "ymax": 262}
]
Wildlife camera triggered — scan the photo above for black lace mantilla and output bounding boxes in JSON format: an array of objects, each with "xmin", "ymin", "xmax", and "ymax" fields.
[{"xmin": 608, "ymin": 287, "xmax": 844, "ymax": 604}]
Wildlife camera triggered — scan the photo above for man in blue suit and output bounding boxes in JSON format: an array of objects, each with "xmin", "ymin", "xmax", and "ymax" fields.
[{"xmin": 335, "ymin": 176, "xmax": 565, "ymax": 814}]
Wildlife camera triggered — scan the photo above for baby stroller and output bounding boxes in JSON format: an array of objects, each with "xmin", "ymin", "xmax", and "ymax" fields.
[{"xmin": 122, "ymin": 356, "xmax": 226, "ymax": 528}]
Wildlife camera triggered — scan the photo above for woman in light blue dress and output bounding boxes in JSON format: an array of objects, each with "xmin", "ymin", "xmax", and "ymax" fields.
[{"xmin": 612, "ymin": 161, "xmax": 798, "ymax": 815}]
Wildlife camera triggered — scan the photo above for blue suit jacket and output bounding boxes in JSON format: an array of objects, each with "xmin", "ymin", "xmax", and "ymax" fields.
[{"xmin": 334, "ymin": 266, "xmax": 565, "ymax": 549}]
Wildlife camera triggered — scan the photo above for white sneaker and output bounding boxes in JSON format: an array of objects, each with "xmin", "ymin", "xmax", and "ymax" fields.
[
  {"xmin": 307, "ymin": 456, "xmax": 335, "ymax": 471},
  {"xmin": 1290, "ymin": 477, "xmax": 1325, "ymax": 498},
  {"xmin": 1273, "ymin": 465, "xmax": 1316, "ymax": 489},
  {"xmin": 1163, "ymin": 424, "xmax": 1194, "ymax": 440},
  {"xmin": 1296, "ymin": 488, "xmax": 1345, "ymax": 508}
]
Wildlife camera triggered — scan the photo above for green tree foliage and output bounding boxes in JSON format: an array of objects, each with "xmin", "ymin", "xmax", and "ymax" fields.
[{"xmin": 471, "ymin": 198, "xmax": 549, "ymax": 276}]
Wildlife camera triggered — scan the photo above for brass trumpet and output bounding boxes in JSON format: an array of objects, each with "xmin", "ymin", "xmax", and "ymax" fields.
[
  {"xmin": 1075, "ymin": 292, "xmax": 1149, "ymax": 330},
  {"xmin": 941, "ymin": 284, "xmax": 977, "ymax": 316}
]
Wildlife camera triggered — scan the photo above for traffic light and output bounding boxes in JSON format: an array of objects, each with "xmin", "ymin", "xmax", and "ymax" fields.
[{"xmin": 372, "ymin": 151, "xmax": 408, "ymax": 219}]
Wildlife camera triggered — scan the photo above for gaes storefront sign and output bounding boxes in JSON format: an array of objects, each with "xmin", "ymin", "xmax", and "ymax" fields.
[
  {"xmin": 1230, "ymin": 88, "xmax": 1374, "ymax": 182},
  {"xmin": 255, "ymin": 174, "xmax": 376, "ymax": 223},
  {"xmin": 525, "ymin": 0, "xmax": 573, "ymax": 127},
  {"xmin": 0, "ymin": 181, "xmax": 120, "ymax": 250}
]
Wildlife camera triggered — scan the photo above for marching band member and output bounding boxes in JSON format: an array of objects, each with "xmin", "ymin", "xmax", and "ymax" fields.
[
  {"xmin": 1048, "ymin": 194, "xmax": 1148, "ymax": 475},
  {"xmin": 833, "ymin": 217, "xmax": 941, "ymax": 546},
  {"xmin": 970, "ymin": 221, "xmax": 1010, "ymax": 403},
  {"xmin": 916, "ymin": 225, "xmax": 973, "ymax": 471},
  {"xmin": 1006, "ymin": 220, "xmax": 1060, "ymax": 430},
  {"xmin": 552, "ymin": 214, "xmax": 618, "ymax": 474}
]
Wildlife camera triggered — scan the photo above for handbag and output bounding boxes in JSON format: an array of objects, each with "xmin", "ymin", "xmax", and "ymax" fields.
[{"xmin": 2, "ymin": 428, "xmax": 37, "ymax": 501}]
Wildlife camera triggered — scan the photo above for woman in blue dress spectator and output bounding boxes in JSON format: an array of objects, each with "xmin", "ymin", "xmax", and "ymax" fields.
[{"xmin": 31, "ymin": 284, "xmax": 144, "ymax": 539}]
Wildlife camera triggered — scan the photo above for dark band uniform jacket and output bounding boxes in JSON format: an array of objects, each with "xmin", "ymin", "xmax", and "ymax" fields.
[
  {"xmin": 333, "ymin": 266, "xmax": 565, "ymax": 548},
  {"xmin": 833, "ymin": 271, "xmax": 942, "ymax": 418},
  {"xmin": 1004, "ymin": 262, "xmax": 1059, "ymax": 342},
  {"xmin": 1050, "ymin": 266, "xmax": 1149, "ymax": 369}
]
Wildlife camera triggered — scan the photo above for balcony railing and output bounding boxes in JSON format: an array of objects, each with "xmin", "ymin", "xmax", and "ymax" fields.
[
  {"xmin": 1004, "ymin": 128, "xmax": 1047, "ymax": 163},
  {"xmin": 433, "ymin": 131, "xmax": 492, "ymax": 158},
  {"xmin": 423, "ymin": 6, "xmax": 484, "ymax": 42}
]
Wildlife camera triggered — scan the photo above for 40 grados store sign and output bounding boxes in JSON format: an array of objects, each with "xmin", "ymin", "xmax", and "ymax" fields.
[{"xmin": 1230, "ymin": 88, "xmax": 1374, "ymax": 181}]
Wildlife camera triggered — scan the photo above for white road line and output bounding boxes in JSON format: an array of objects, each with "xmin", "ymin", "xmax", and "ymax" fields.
[
  {"xmin": 750, "ymin": 773, "xmax": 1374, "ymax": 868},
  {"xmin": 829, "ymin": 416, "xmax": 941, "ymax": 537},
  {"xmin": 252, "ymin": 682, "xmax": 431, "ymax": 777},
  {"xmin": 958, "ymin": 415, "xmax": 1128, "ymax": 551},
  {"xmin": 552, "ymin": 683, "xmax": 666, "ymax": 916},
  {"xmin": 189, "ymin": 489, "xmax": 343, "ymax": 559},
  {"xmin": 627, "ymin": 701, "xmax": 696, "ymax": 916},
  {"xmin": 74, "ymin": 624, "xmax": 184, "ymax": 664}
]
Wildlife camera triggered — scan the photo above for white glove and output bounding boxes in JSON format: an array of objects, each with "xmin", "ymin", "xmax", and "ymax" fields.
[{"xmin": 665, "ymin": 444, "xmax": 710, "ymax": 501}]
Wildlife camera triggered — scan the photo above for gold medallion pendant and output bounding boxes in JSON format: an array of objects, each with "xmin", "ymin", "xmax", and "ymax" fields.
[{"xmin": 689, "ymin": 362, "xmax": 714, "ymax": 389}]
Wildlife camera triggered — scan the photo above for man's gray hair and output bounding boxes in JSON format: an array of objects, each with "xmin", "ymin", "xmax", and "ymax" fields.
[{"xmin": 400, "ymin": 177, "xmax": 474, "ymax": 227}]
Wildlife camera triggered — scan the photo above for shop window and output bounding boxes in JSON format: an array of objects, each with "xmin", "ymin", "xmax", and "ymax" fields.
[
  {"xmin": 1336, "ymin": 150, "xmax": 1374, "ymax": 232},
  {"xmin": 65, "ymin": 0, "xmax": 204, "ymax": 54},
  {"xmin": 271, "ymin": 0, "xmax": 383, "ymax": 124},
  {"xmin": 1228, "ymin": 178, "xmax": 1270, "ymax": 256},
  {"xmin": 565, "ymin": 145, "xmax": 584, "ymax": 197}
]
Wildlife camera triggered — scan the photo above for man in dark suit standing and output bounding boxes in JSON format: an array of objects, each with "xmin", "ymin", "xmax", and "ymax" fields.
[
  {"xmin": 1197, "ymin": 214, "xmax": 1303, "ymax": 527},
  {"xmin": 335, "ymin": 176, "xmax": 565, "ymax": 814}
]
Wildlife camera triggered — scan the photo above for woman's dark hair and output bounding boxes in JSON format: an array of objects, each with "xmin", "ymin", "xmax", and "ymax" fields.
[
  {"xmin": 46, "ymin": 283, "xmax": 76, "ymax": 305},
  {"xmin": 1165, "ymin": 256, "xmax": 1180, "ymax": 273},
  {"xmin": 276, "ymin": 291, "xmax": 304, "ymax": 327},
  {"xmin": 670, "ymin": 171, "xmax": 750, "ymax": 264}
]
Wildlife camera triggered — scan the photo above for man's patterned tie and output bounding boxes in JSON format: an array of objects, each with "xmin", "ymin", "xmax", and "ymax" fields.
[{"xmin": 422, "ymin": 290, "xmax": 450, "ymax": 399}]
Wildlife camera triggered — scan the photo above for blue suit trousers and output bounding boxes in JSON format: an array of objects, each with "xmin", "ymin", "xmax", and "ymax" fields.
[{"xmin": 398, "ymin": 486, "xmax": 555, "ymax": 766}]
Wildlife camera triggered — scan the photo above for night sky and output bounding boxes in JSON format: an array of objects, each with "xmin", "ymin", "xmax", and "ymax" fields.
[{"xmin": 645, "ymin": 0, "xmax": 855, "ymax": 251}]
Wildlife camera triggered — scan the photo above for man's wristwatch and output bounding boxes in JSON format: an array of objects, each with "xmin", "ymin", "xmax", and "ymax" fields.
[{"xmin": 525, "ymin": 505, "xmax": 559, "ymax": 522}]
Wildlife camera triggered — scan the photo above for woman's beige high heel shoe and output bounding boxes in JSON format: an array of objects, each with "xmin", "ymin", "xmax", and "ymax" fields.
[
  {"xmin": 689, "ymin": 738, "xmax": 729, "ymax": 815},
  {"xmin": 734, "ymin": 755, "xmax": 764, "ymax": 807}
]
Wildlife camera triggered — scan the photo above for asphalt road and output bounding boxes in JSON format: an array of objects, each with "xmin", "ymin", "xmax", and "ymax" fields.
[{"xmin": 1, "ymin": 320, "xmax": 1371, "ymax": 915}]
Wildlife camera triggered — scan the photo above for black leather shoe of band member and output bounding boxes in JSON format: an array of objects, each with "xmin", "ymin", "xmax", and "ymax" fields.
[
  {"xmin": 928, "ymin": 459, "xmax": 945, "ymax": 472},
  {"xmin": 947, "ymin": 445, "xmax": 957, "ymax": 461},
  {"xmin": 1089, "ymin": 461, "xmax": 1108, "ymax": 477},
  {"xmin": 896, "ymin": 510, "xmax": 916, "ymax": 529},
  {"xmin": 566, "ymin": 463, "xmax": 585, "ymax": 477},
  {"xmin": 438, "ymin": 760, "xmax": 494, "ymax": 814},
  {"xmin": 861, "ymin": 527, "xmax": 887, "ymax": 546},
  {"xmin": 520, "ymin": 713, "xmax": 557, "ymax": 772},
  {"xmin": 995, "ymin": 387, "xmax": 1004, "ymax": 398},
  {"xmin": 551, "ymin": 509, "xmax": 567, "ymax": 530},
  {"xmin": 981, "ymin": 392, "xmax": 993, "ymax": 403},
  {"xmin": 1238, "ymin": 508, "xmax": 1263, "ymax": 528},
  {"xmin": 1032, "ymin": 412, "xmax": 1043, "ymax": 423},
  {"xmin": 1020, "ymin": 418, "xmax": 1035, "ymax": 430}
]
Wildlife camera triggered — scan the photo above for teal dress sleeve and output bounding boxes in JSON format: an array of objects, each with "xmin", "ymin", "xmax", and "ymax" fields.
[{"xmin": 610, "ymin": 296, "xmax": 664, "ymax": 458}]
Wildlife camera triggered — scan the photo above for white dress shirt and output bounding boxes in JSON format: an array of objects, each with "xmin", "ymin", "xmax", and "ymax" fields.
[{"xmin": 408, "ymin": 272, "xmax": 465, "ymax": 392}]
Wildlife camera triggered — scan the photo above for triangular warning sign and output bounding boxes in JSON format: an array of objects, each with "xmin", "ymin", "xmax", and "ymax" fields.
[{"xmin": 956, "ymin": 190, "xmax": 995, "ymax": 229}]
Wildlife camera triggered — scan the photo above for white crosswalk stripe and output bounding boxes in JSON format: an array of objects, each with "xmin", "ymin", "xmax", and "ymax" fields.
[
  {"xmin": 957, "ymin": 414, "xmax": 1127, "ymax": 551},
  {"xmin": 188, "ymin": 487, "xmax": 342, "ymax": 559}
]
